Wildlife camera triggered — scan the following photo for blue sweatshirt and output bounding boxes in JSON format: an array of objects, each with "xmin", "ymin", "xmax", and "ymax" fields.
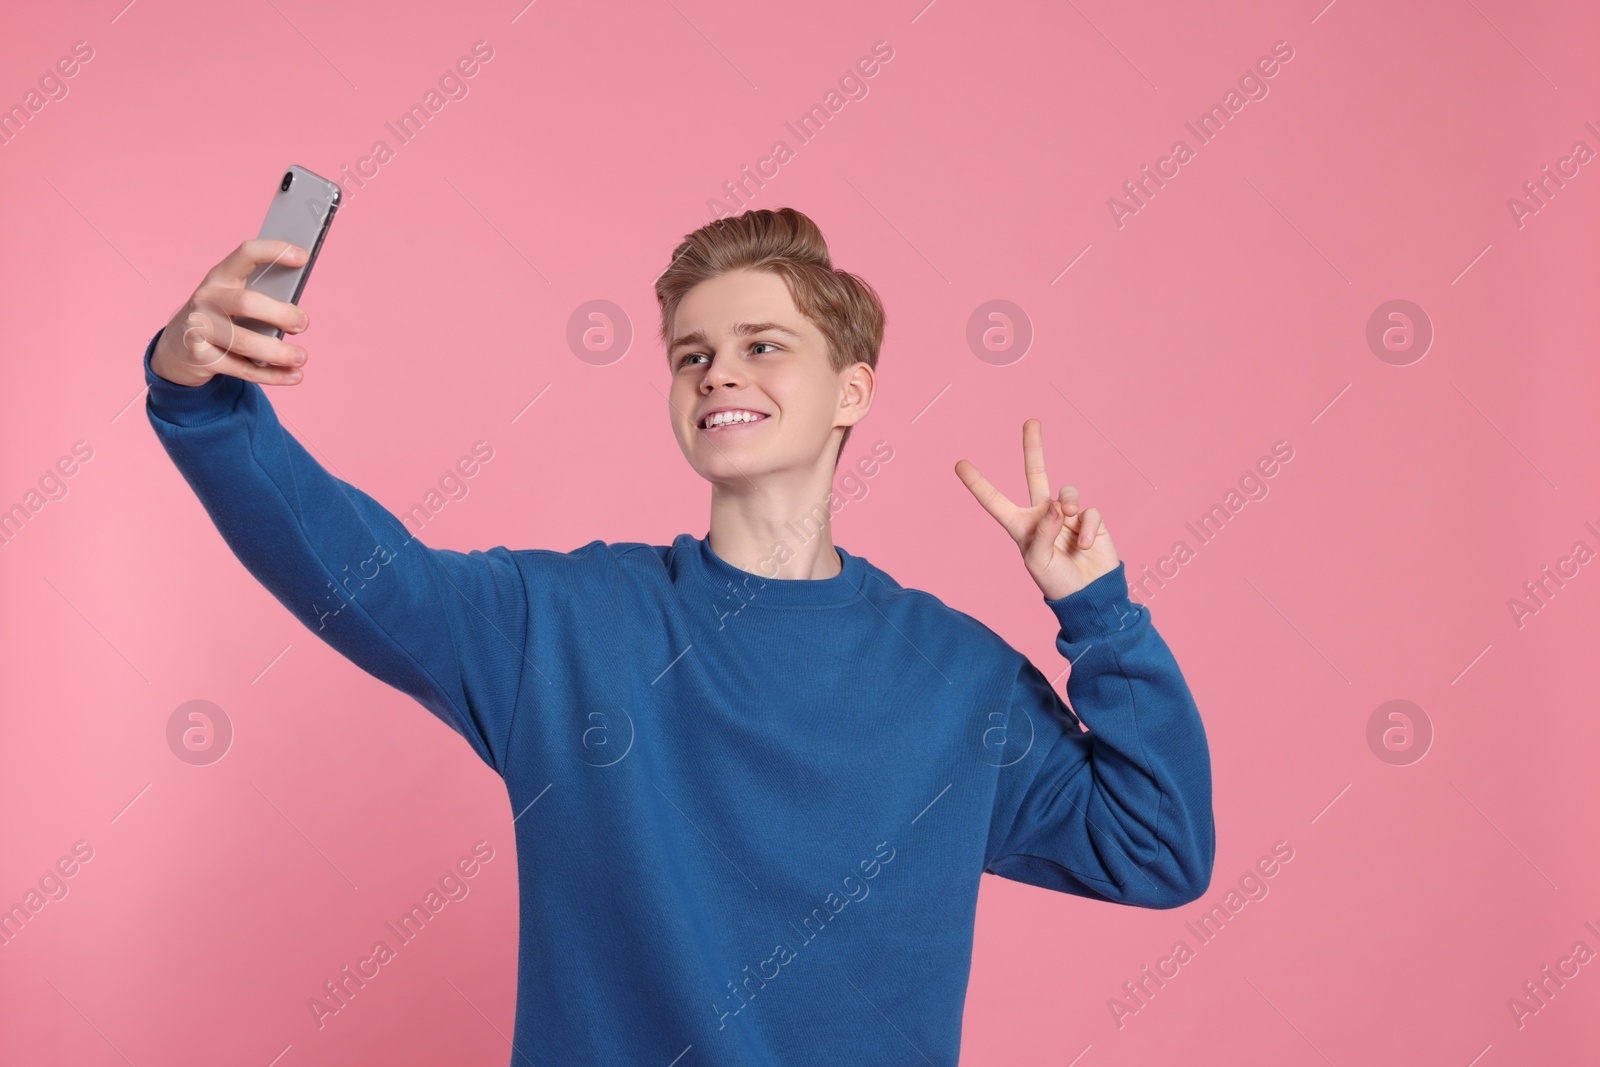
[{"xmin": 142, "ymin": 329, "xmax": 1214, "ymax": 1065}]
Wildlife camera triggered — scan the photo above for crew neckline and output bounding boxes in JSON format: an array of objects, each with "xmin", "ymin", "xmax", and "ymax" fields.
[{"xmin": 681, "ymin": 531, "xmax": 867, "ymax": 608}]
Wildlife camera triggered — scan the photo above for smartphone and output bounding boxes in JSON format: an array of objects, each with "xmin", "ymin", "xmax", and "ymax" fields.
[{"xmin": 238, "ymin": 165, "xmax": 340, "ymax": 365}]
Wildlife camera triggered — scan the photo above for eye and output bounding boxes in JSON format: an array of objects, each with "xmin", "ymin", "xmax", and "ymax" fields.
[{"xmin": 675, "ymin": 342, "xmax": 779, "ymax": 369}]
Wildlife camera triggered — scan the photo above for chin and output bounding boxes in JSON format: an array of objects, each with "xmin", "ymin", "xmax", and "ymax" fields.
[{"xmin": 696, "ymin": 448, "xmax": 784, "ymax": 485}]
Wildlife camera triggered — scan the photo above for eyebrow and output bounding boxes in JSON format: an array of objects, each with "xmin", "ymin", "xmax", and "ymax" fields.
[{"xmin": 668, "ymin": 321, "xmax": 802, "ymax": 358}]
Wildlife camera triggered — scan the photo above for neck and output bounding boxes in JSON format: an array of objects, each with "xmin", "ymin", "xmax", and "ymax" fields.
[{"xmin": 706, "ymin": 472, "xmax": 842, "ymax": 580}]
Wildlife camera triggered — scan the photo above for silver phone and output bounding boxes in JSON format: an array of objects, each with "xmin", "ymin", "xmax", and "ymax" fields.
[{"xmin": 239, "ymin": 165, "xmax": 340, "ymax": 363}]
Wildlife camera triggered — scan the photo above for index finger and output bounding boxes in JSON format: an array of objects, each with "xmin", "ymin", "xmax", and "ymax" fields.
[
  {"xmin": 206, "ymin": 239, "xmax": 308, "ymax": 288},
  {"xmin": 955, "ymin": 459, "xmax": 1024, "ymax": 537}
]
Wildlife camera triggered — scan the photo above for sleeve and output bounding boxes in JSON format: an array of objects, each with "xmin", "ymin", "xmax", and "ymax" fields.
[
  {"xmin": 141, "ymin": 327, "xmax": 530, "ymax": 776},
  {"xmin": 983, "ymin": 561, "xmax": 1215, "ymax": 909}
]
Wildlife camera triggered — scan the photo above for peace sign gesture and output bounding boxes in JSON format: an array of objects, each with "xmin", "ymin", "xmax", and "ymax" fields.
[{"xmin": 955, "ymin": 419, "xmax": 1120, "ymax": 602}]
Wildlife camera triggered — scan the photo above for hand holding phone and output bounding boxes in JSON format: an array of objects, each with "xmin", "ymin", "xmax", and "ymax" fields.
[
  {"xmin": 151, "ymin": 165, "xmax": 340, "ymax": 388},
  {"xmin": 151, "ymin": 240, "xmax": 315, "ymax": 388}
]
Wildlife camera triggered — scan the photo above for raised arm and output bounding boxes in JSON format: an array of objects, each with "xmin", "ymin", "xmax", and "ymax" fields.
[
  {"xmin": 983, "ymin": 563, "xmax": 1214, "ymax": 907},
  {"xmin": 957, "ymin": 417, "xmax": 1214, "ymax": 907},
  {"xmin": 144, "ymin": 240, "xmax": 529, "ymax": 774}
]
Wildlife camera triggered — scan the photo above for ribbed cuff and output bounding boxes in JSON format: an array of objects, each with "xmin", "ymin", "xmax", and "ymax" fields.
[
  {"xmin": 143, "ymin": 327, "xmax": 246, "ymax": 427},
  {"xmin": 1042, "ymin": 561, "xmax": 1141, "ymax": 642}
]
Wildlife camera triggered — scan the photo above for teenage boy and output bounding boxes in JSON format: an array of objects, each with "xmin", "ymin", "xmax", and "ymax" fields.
[{"xmin": 144, "ymin": 206, "xmax": 1213, "ymax": 1065}]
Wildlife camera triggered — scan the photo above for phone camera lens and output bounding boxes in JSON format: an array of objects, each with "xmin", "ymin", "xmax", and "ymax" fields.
[{"xmin": 280, "ymin": 171, "xmax": 294, "ymax": 192}]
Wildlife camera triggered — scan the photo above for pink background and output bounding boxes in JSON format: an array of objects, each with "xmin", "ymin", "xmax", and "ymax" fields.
[{"xmin": 2, "ymin": 0, "xmax": 1597, "ymax": 1063}]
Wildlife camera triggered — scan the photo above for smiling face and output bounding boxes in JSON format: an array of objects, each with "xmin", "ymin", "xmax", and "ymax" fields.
[{"xmin": 668, "ymin": 269, "xmax": 872, "ymax": 487}]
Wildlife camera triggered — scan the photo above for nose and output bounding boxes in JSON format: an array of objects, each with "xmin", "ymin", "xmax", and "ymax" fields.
[{"xmin": 700, "ymin": 347, "xmax": 746, "ymax": 392}]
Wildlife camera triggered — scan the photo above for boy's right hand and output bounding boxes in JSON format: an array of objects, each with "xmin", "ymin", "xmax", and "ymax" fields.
[{"xmin": 151, "ymin": 239, "xmax": 312, "ymax": 388}]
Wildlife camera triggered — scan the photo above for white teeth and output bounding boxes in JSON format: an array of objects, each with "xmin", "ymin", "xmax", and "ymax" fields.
[{"xmin": 703, "ymin": 410, "xmax": 766, "ymax": 428}]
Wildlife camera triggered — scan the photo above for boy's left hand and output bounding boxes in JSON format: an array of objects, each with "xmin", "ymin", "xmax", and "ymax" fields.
[{"xmin": 955, "ymin": 418, "xmax": 1120, "ymax": 602}]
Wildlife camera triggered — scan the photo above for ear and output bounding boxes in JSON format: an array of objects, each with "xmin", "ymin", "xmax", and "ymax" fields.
[{"xmin": 836, "ymin": 361, "xmax": 875, "ymax": 427}]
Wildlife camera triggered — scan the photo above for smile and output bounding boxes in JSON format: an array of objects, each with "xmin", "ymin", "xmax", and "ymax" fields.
[{"xmin": 699, "ymin": 410, "xmax": 770, "ymax": 432}]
